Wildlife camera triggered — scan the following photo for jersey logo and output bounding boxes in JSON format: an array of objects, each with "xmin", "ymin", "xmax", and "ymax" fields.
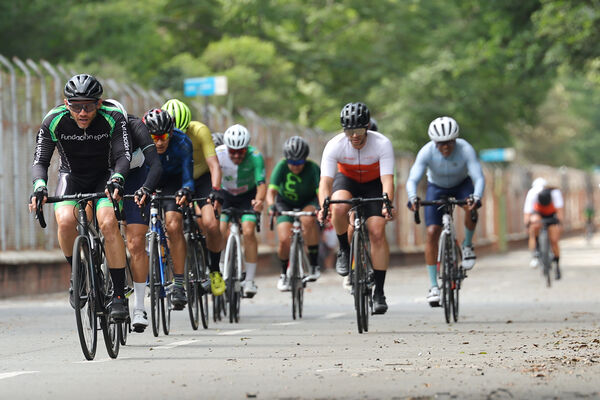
[{"xmin": 283, "ymin": 172, "xmax": 301, "ymax": 201}]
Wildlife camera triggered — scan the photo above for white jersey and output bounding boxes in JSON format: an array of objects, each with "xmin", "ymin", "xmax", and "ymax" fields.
[
  {"xmin": 320, "ymin": 131, "xmax": 395, "ymax": 183},
  {"xmin": 523, "ymin": 186, "xmax": 564, "ymax": 214}
]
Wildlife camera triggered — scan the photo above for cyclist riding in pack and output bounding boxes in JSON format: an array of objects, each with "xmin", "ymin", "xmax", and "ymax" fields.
[
  {"xmin": 406, "ymin": 116, "xmax": 485, "ymax": 306},
  {"xmin": 162, "ymin": 99, "xmax": 225, "ymax": 296},
  {"xmin": 317, "ymin": 102, "xmax": 395, "ymax": 315},
  {"xmin": 29, "ymin": 74, "xmax": 131, "ymax": 321},
  {"xmin": 523, "ymin": 178, "xmax": 564, "ymax": 279},
  {"xmin": 105, "ymin": 99, "xmax": 162, "ymax": 332},
  {"xmin": 217, "ymin": 124, "xmax": 266, "ymax": 297},
  {"xmin": 142, "ymin": 108, "xmax": 194, "ymax": 310},
  {"xmin": 267, "ymin": 136, "xmax": 321, "ymax": 291}
]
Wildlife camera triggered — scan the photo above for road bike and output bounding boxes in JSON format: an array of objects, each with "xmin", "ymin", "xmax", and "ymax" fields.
[
  {"xmin": 414, "ymin": 197, "xmax": 475, "ymax": 323},
  {"xmin": 270, "ymin": 209, "xmax": 317, "ymax": 320},
  {"xmin": 538, "ymin": 216, "xmax": 559, "ymax": 287},
  {"xmin": 221, "ymin": 208, "xmax": 260, "ymax": 323},
  {"xmin": 35, "ymin": 192, "xmax": 123, "ymax": 360},
  {"xmin": 322, "ymin": 194, "xmax": 392, "ymax": 334}
]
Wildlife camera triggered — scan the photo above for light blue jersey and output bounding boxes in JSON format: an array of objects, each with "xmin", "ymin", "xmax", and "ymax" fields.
[{"xmin": 406, "ymin": 138, "xmax": 485, "ymax": 201}]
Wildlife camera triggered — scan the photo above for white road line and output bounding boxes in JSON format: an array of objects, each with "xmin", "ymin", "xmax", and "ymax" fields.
[
  {"xmin": 151, "ymin": 339, "xmax": 197, "ymax": 350},
  {"xmin": 272, "ymin": 321, "xmax": 300, "ymax": 326},
  {"xmin": 218, "ymin": 329, "xmax": 255, "ymax": 336},
  {"xmin": 0, "ymin": 371, "xmax": 39, "ymax": 380},
  {"xmin": 321, "ymin": 312, "xmax": 346, "ymax": 319}
]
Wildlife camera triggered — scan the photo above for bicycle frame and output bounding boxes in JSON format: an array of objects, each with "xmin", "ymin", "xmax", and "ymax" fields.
[{"xmin": 148, "ymin": 196, "xmax": 173, "ymax": 296}]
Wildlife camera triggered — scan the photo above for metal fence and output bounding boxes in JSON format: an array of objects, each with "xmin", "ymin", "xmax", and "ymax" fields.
[{"xmin": 0, "ymin": 55, "xmax": 596, "ymax": 254}]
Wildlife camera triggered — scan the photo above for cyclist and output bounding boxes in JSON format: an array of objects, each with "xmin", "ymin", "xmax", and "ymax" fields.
[
  {"xmin": 162, "ymin": 99, "xmax": 225, "ymax": 296},
  {"xmin": 212, "ymin": 132, "xmax": 224, "ymax": 147},
  {"xmin": 266, "ymin": 136, "xmax": 321, "ymax": 291},
  {"xmin": 217, "ymin": 124, "xmax": 266, "ymax": 297},
  {"xmin": 105, "ymin": 99, "xmax": 162, "ymax": 332},
  {"xmin": 142, "ymin": 108, "xmax": 194, "ymax": 309},
  {"xmin": 406, "ymin": 116, "xmax": 484, "ymax": 306},
  {"xmin": 318, "ymin": 102, "xmax": 395, "ymax": 315},
  {"xmin": 523, "ymin": 178, "xmax": 564, "ymax": 279},
  {"xmin": 29, "ymin": 74, "xmax": 131, "ymax": 321}
]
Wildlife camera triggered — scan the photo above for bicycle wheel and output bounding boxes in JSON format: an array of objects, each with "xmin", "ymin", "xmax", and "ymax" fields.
[
  {"xmin": 148, "ymin": 232, "xmax": 161, "ymax": 337},
  {"xmin": 99, "ymin": 258, "xmax": 120, "ymax": 359},
  {"xmin": 351, "ymin": 232, "xmax": 365, "ymax": 334},
  {"xmin": 289, "ymin": 239, "xmax": 299, "ymax": 320},
  {"xmin": 226, "ymin": 239, "xmax": 238, "ymax": 323},
  {"xmin": 451, "ymin": 242, "xmax": 461, "ymax": 323},
  {"xmin": 185, "ymin": 236, "xmax": 200, "ymax": 330},
  {"xmin": 539, "ymin": 228, "xmax": 551, "ymax": 287},
  {"xmin": 440, "ymin": 234, "xmax": 453, "ymax": 324},
  {"xmin": 100, "ymin": 314, "xmax": 120, "ymax": 359},
  {"xmin": 197, "ymin": 242, "xmax": 210, "ymax": 329},
  {"xmin": 213, "ymin": 294, "xmax": 224, "ymax": 322},
  {"xmin": 120, "ymin": 262, "xmax": 133, "ymax": 345},
  {"xmin": 359, "ymin": 238, "xmax": 370, "ymax": 332},
  {"xmin": 73, "ymin": 236, "xmax": 98, "ymax": 360},
  {"xmin": 162, "ymin": 251, "xmax": 173, "ymax": 335},
  {"xmin": 296, "ymin": 245, "xmax": 305, "ymax": 319}
]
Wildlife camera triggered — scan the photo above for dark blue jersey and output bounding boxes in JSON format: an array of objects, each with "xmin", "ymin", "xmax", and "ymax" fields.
[{"xmin": 158, "ymin": 128, "xmax": 194, "ymax": 191}]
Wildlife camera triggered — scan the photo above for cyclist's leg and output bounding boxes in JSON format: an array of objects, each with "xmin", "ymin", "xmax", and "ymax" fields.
[
  {"xmin": 301, "ymin": 202, "xmax": 320, "ymax": 279},
  {"xmin": 276, "ymin": 221, "xmax": 293, "ymax": 269},
  {"xmin": 528, "ymin": 213, "xmax": 542, "ymax": 267},
  {"xmin": 331, "ymin": 173, "xmax": 353, "ymax": 276},
  {"xmin": 453, "ymin": 178, "xmax": 477, "ymax": 269},
  {"xmin": 194, "ymin": 173, "xmax": 223, "ymax": 272},
  {"xmin": 54, "ymin": 172, "xmax": 86, "ymax": 261},
  {"xmin": 548, "ymin": 221, "xmax": 561, "ymax": 278},
  {"xmin": 424, "ymin": 182, "xmax": 445, "ymax": 303}
]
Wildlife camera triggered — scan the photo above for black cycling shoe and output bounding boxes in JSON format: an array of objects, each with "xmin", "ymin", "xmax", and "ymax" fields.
[
  {"xmin": 110, "ymin": 296, "xmax": 128, "ymax": 322},
  {"xmin": 171, "ymin": 286, "xmax": 187, "ymax": 310},
  {"xmin": 555, "ymin": 264, "xmax": 561, "ymax": 280},
  {"xmin": 335, "ymin": 249, "xmax": 350, "ymax": 277},
  {"xmin": 372, "ymin": 294, "xmax": 388, "ymax": 315}
]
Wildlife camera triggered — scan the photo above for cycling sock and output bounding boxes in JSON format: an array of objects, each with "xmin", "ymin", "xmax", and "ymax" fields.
[
  {"xmin": 280, "ymin": 259, "xmax": 288, "ymax": 275},
  {"xmin": 337, "ymin": 233, "xmax": 350, "ymax": 252},
  {"xmin": 373, "ymin": 269, "xmax": 386, "ymax": 296},
  {"xmin": 308, "ymin": 245, "xmax": 319, "ymax": 266},
  {"xmin": 134, "ymin": 281, "xmax": 146, "ymax": 310},
  {"xmin": 245, "ymin": 262, "xmax": 257, "ymax": 281},
  {"xmin": 65, "ymin": 256, "xmax": 73, "ymax": 266},
  {"xmin": 427, "ymin": 265, "xmax": 437, "ymax": 288},
  {"xmin": 463, "ymin": 228, "xmax": 474, "ymax": 247},
  {"xmin": 174, "ymin": 273, "xmax": 184, "ymax": 288},
  {"xmin": 209, "ymin": 250, "xmax": 221, "ymax": 273},
  {"xmin": 109, "ymin": 268, "xmax": 125, "ymax": 297}
]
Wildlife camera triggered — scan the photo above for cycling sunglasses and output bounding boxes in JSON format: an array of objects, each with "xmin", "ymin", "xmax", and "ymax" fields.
[
  {"xmin": 228, "ymin": 148, "xmax": 247, "ymax": 155},
  {"xmin": 67, "ymin": 101, "xmax": 98, "ymax": 113},
  {"xmin": 151, "ymin": 132, "xmax": 170, "ymax": 141},
  {"xmin": 287, "ymin": 159, "xmax": 306, "ymax": 166},
  {"xmin": 344, "ymin": 128, "xmax": 367, "ymax": 137}
]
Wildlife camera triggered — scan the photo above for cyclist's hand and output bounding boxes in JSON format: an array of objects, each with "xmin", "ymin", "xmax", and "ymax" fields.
[
  {"xmin": 268, "ymin": 204, "xmax": 277, "ymax": 216},
  {"xmin": 105, "ymin": 177, "xmax": 124, "ymax": 201},
  {"xmin": 176, "ymin": 187, "xmax": 192, "ymax": 206},
  {"xmin": 382, "ymin": 205, "xmax": 396, "ymax": 221},
  {"xmin": 317, "ymin": 208, "xmax": 329, "ymax": 225},
  {"xmin": 465, "ymin": 195, "xmax": 481, "ymax": 211},
  {"xmin": 134, "ymin": 186, "xmax": 151, "ymax": 207},
  {"xmin": 407, "ymin": 197, "xmax": 419, "ymax": 212},
  {"xmin": 29, "ymin": 185, "xmax": 48, "ymax": 212},
  {"xmin": 209, "ymin": 188, "xmax": 224, "ymax": 205},
  {"xmin": 252, "ymin": 198, "xmax": 264, "ymax": 212}
]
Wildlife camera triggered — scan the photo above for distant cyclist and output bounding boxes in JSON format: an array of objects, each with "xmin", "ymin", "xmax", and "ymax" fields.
[
  {"xmin": 217, "ymin": 124, "xmax": 266, "ymax": 297},
  {"xmin": 142, "ymin": 108, "xmax": 194, "ymax": 309},
  {"xmin": 162, "ymin": 99, "xmax": 225, "ymax": 296},
  {"xmin": 318, "ymin": 102, "xmax": 395, "ymax": 315},
  {"xmin": 267, "ymin": 136, "xmax": 321, "ymax": 291},
  {"xmin": 29, "ymin": 74, "xmax": 130, "ymax": 321},
  {"xmin": 212, "ymin": 132, "xmax": 224, "ymax": 147},
  {"xmin": 406, "ymin": 116, "xmax": 485, "ymax": 306},
  {"xmin": 523, "ymin": 178, "xmax": 564, "ymax": 279},
  {"xmin": 105, "ymin": 99, "xmax": 162, "ymax": 332}
]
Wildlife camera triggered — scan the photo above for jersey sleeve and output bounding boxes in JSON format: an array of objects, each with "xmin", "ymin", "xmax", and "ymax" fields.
[
  {"xmin": 268, "ymin": 159, "xmax": 286, "ymax": 190},
  {"xmin": 197, "ymin": 124, "xmax": 216, "ymax": 159},
  {"xmin": 311, "ymin": 161, "xmax": 321, "ymax": 194},
  {"xmin": 463, "ymin": 142, "xmax": 485, "ymax": 199},
  {"xmin": 109, "ymin": 110, "xmax": 131, "ymax": 180},
  {"xmin": 129, "ymin": 117, "xmax": 162, "ymax": 191},
  {"xmin": 31, "ymin": 123, "xmax": 56, "ymax": 185},
  {"xmin": 252, "ymin": 149, "xmax": 266, "ymax": 185},
  {"xmin": 379, "ymin": 137, "xmax": 395, "ymax": 176},
  {"xmin": 523, "ymin": 189, "xmax": 536, "ymax": 214},
  {"xmin": 406, "ymin": 145, "xmax": 429, "ymax": 201},
  {"xmin": 320, "ymin": 138, "xmax": 339, "ymax": 178},
  {"xmin": 551, "ymin": 189, "xmax": 564, "ymax": 208},
  {"xmin": 181, "ymin": 137, "xmax": 195, "ymax": 191}
]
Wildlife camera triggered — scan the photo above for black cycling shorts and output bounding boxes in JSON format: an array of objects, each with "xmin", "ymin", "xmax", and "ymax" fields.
[
  {"xmin": 156, "ymin": 174, "xmax": 183, "ymax": 213},
  {"xmin": 331, "ymin": 172, "xmax": 383, "ymax": 220},
  {"xmin": 194, "ymin": 172, "xmax": 212, "ymax": 199}
]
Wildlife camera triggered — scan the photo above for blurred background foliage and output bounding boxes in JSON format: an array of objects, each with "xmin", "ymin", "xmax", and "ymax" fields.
[{"xmin": 1, "ymin": 0, "xmax": 599, "ymax": 167}]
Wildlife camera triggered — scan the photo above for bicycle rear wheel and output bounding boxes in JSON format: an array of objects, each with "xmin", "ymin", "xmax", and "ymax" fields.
[
  {"xmin": 120, "ymin": 259, "xmax": 133, "ymax": 345},
  {"xmin": 226, "ymin": 239, "xmax": 240, "ymax": 323},
  {"xmin": 451, "ymin": 243, "xmax": 461, "ymax": 323},
  {"xmin": 99, "ymin": 258, "xmax": 120, "ymax": 359},
  {"xmin": 197, "ymin": 242, "xmax": 210, "ymax": 329},
  {"xmin": 539, "ymin": 228, "xmax": 551, "ymax": 287},
  {"xmin": 162, "ymin": 252, "xmax": 173, "ymax": 335},
  {"xmin": 148, "ymin": 233, "xmax": 161, "ymax": 337},
  {"xmin": 73, "ymin": 236, "xmax": 98, "ymax": 360},
  {"xmin": 185, "ymin": 236, "xmax": 200, "ymax": 330}
]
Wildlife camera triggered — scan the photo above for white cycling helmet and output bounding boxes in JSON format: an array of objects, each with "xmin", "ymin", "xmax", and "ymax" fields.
[
  {"xmin": 428, "ymin": 116, "xmax": 459, "ymax": 142},
  {"xmin": 224, "ymin": 124, "xmax": 251, "ymax": 149},
  {"xmin": 104, "ymin": 98, "xmax": 128, "ymax": 121},
  {"xmin": 532, "ymin": 177, "xmax": 547, "ymax": 188}
]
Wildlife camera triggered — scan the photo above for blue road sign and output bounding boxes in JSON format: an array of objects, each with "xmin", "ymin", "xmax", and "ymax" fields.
[
  {"xmin": 479, "ymin": 148, "xmax": 516, "ymax": 163},
  {"xmin": 184, "ymin": 76, "xmax": 228, "ymax": 97}
]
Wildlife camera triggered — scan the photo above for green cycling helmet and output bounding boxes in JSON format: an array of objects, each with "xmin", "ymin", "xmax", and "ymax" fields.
[{"xmin": 162, "ymin": 98, "xmax": 191, "ymax": 131}]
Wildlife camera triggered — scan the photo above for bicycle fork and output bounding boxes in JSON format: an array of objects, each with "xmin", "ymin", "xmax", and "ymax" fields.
[{"xmin": 223, "ymin": 223, "xmax": 244, "ymax": 289}]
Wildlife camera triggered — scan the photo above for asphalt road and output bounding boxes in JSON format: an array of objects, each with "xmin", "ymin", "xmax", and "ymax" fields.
[{"xmin": 1, "ymin": 235, "xmax": 600, "ymax": 399}]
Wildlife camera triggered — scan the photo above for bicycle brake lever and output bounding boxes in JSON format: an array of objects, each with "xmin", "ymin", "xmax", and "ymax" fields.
[{"xmin": 35, "ymin": 195, "xmax": 47, "ymax": 229}]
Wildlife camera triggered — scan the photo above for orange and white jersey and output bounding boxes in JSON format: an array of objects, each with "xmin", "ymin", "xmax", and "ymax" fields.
[
  {"xmin": 523, "ymin": 186, "xmax": 564, "ymax": 215},
  {"xmin": 321, "ymin": 131, "xmax": 395, "ymax": 183}
]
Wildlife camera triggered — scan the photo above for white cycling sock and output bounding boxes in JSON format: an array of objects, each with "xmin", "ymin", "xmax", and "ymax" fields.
[
  {"xmin": 134, "ymin": 281, "xmax": 146, "ymax": 311},
  {"xmin": 245, "ymin": 262, "xmax": 257, "ymax": 281}
]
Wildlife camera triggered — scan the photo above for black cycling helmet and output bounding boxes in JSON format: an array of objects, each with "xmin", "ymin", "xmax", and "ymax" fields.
[
  {"xmin": 340, "ymin": 102, "xmax": 370, "ymax": 129},
  {"xmin": 369, "ymin": 118, "xmax": 378, "ymax": 132},
  {"xmin": 283, "ymin": 136, "xmax": 309, "ymax": 161},
  {"xmin": 64, "ymin": 74, "xmax": 103, "ymax": 100},
  {"xmin": 537, "ymin": 189, "xmax": 552, "ymax": 206},
  {"xmin": 142, "ymin": 108, "xmax": 174, "ymax": 135}
]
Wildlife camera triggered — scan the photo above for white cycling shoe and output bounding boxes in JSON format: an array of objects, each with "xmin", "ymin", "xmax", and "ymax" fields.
[
  {"xmin": 242, "ymin": 280, "xmax": 258, "ymax": 298},
  {"xmin": 427, "ymin": 286, "xmax": 440, "ymax": 306},
  {"xmin": 132, "ymin": 308, "xmax": 148, "ymax": 333},
  {"xmin": 342, "ymin": 275, "xmax": 353, "ymax": 293},
  {"xmin": 461, "ymin": 245, "xmax": 476, "ymax": 270},
  {"xmin": 277, "ymin": 274, "xmax": 291, "ymax": 292}
]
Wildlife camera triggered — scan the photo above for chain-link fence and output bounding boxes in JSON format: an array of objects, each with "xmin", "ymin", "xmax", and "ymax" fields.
[{"xmin": 0, "ymin": 55, "xmax": 596, "ymax": 254}]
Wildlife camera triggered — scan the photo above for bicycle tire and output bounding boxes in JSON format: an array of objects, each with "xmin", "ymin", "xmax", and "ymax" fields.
[
  {"xmin": 227, "ymin": 239, "xmax": 240, "ymax": 323},
  {"xmin": 351, "ymin": 231, "xmax": 365, "ymax": 334},
  {"xmin": 99, "ymin": 258, "xmax": 120, "ymax": 358},
  {"xmin": 289, "ymin": 239, "xmax": 299, "ymax": 320},
  {"xmin": 197, "ymin": 241, "xmax": 210, "ymax": 329},
  {"xmin": 148, "ymin": 232, "xmax": 161, "ymax": 337},
  {"xmin": 213, "ymin": 294, "xmax": 224, "ymax": 322},
  {"xmin": 162, "ymin": 251, "xmax": 173, "ymax": 335},
  {"xmin": 296, "ymin": 244, "xmax": 304, "ymax": 319},
  {"xmin": 539, "ymin": 228, "xmax": 551, "ymax": 287},
  {"xmin": 120, "ymin": 259, "xmax": 133, "ymax": 345},
  {"xmin": 451, "ymin": 242, "xmax": 461, "ymax": 323},
  {"xmin": 100, "ymin": 313, "xmax": 120, "ymax": 359},
  {"xmin": 359, "ymin": 237, "xmax": 370, "ymax": 332},
  {"xmin": 73, "ymin": 236, "xmax": 98, "ymax": 360},
  {"xmin": 185, "ymin": 236, "xmax": 200, "ymax": 330},
  {"xmin": 441, "ymin": 234, "xmax": 452, "ymax": 324}
]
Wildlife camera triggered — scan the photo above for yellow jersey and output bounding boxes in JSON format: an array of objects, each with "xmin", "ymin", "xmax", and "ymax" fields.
[{"xmin": 185, "ymin": 121, "xmax": 216, "ymax": 179}]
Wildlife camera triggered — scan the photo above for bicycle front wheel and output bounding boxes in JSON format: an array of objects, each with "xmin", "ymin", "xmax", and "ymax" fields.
[
  {"xmin": 148, "ymin": 232, "xmax": 161, "ymax": 337},
  {"xmin": 539, "ymin": 228, "xmax": 552, "ymax": 288},
  {"xmin": 440, "ymin": 234, "xmax": 453, "ymax": 324},
  {"xmin": 197, "ymin": 242, "xmax": 210, "ymax": 329},
  {"xmin": 73, "ymin": 236, "xmax": 98, "ymax": 360},
  {"xmin": 359, "ymin": 238, "xmax": 370, "ymax": 332},
  {"xmin": 162, "ymin": 252, "xmax": 173, "ymax": 335},
  {"xmin": 351, "ymin": 231, "xmax": 366, "ymax": 334},
  {"xmin": 226, "ymin": 239, "xmax": 240, "ymax": 323},
  {"xmin": 185, "ymin": 236, "xmax": 200, "ymax": 330},
  {"xmin": 289, "ymin": 239, "xmax": 300, "ymax": 320}
]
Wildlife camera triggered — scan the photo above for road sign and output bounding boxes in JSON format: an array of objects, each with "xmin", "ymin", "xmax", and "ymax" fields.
[
  {"xmin": 184, "ymin": 76, "xmax": 228, "ymax": 97},
  {"xmin": 479, "ymin": 147, "xmax": 515, "ymax": 163}
]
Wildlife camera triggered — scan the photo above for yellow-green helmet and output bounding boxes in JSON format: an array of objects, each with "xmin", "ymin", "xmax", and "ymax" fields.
[{"xmin": 162, "ymin": 99, "xmax": 191, "ymax": 131}]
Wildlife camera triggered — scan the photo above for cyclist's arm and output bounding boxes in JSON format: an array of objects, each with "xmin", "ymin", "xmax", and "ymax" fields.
[
  {"xmin": 206, "ymin": 155, "xmax": 221, "ymax": 189},
  {"xmin": 32, "ymin": 124, "xmax": 56, "ymax": 185},
  {"xmin": 141, "ymin": 144, "xmax": 162, "ymax": 192},
  {"xmin": 464, "ymin": 142, "xmax": 485, "ymax": 200},
  {"xmin": 267, "ymin": 159, "xmax": 285, "ymax": 208},
  {"xmin": 266, "ymin": 187, "xmax": 278, "ymax": 208},
  {"xmin": 406, "ymin": 146, "xmax": 429, "ymax": 203},
  {"xmin": 110, "ymin": 112, "xmax": 131, "ymax": 180},
  {"xmin": 553, "ymin": 189, "xmax": 565, "ymax": 224},
  {"xmin": 318, "ymin": 176, "xmax": 333, "ymax": 207},
  {"xmin": 181, "ymin": 138, "xmax": 195, "ymax": 192},
  {"xmin": 381, "ymin": 174, "xmax": 394, "ymax": 202}
]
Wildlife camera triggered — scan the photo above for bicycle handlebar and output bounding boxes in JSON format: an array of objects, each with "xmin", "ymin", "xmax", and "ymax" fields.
[
  {"xmin": 269, "ymin": 209, "xmax": 317, "ymax": 231},
  {"xmin": 34, "ymin": 192, "xmax": 112, "ymax": 229},
  {"xmin": 320, "ymin": 193, "xmax": 393, "ymax": 228},
  {"xmin": 413, "ymin": 197, "xmax": 477, "ymax": 225},
  {"xmin": 222, "ymin": 208, "xmax": 262, "ymax": 232}
]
